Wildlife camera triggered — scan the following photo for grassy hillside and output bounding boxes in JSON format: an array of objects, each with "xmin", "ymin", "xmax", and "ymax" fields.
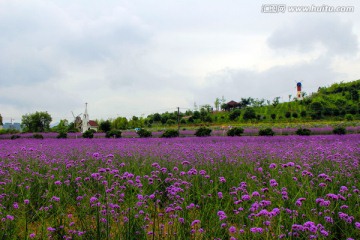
[{"xmin": 209, "ymin": 79, "xmax": 360, "ymax": 125}]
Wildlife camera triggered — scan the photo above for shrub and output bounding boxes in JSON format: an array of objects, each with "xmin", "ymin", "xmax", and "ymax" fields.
[
  {"xmin": 229, "ymin": 109, "xmax": 241, "ymax": 121},
  {"xmin": 285, "ymin": 112, "xmax": 291, "ymax": 118},
  {"xmin": 270, "ymin": 113, "xmax": 276, "ymax": 120},
  {"xmin": 310, "ymin": 101, "xmax": 323, "ymax": 119},
  {"xmin": 166, "ymin": 119, "xmax": 176, "ymax": 125},
  {"xmin": 295, "ymin": 128, "xmax": 311, "ymax": 136},
  {"xmin": 57, "ymin": 131, "xmax": 67, "ymax": 139},
  {"xmin": 137, "ymin": 128, "xmax": 152, "ymax": 138},
  {"xmin": 82, "ymin": 130, "xmax": 94, "ymax": 139},
  {"xmin": 344, "ymin": 114, "xmax": 354, "ymax": 121},
  {"xmin": 195, "ymin": 127, "xmax": 212, "ymax": 137},
  {"xmin": 243, "ymin": 108, "xmax": 256, "ymax": 120},
  {"xmin": 11, "ymin": 135, "xmax": 20, "ymax": 140},
  {"xmin": 227, "ymin": 127, "xmax": 244, "ymax": 136},
  {"xmin": 258, "ymin": 128, "xmax": 275, "ymax": 136},
  {"xmin": 33, "ymin": 134, "xmax": 44, "ymax": 139},
  {"xmin": 292, "ymin": 112, "xmax": 298, "ymax": 118},
  {"xmin": 105, "ymin": 130, "xmax": 122, "ymax": 138},
  {"xmin": 333, "ymin": 126, "xmax": 346, "ymax": 135},
  {"xmin": 300, "ymin": 110, "xmax": 307, "ymax": 117},
  {"xmin": 161, "ymin": 129, "xmax": 179, "ymax": 138}
]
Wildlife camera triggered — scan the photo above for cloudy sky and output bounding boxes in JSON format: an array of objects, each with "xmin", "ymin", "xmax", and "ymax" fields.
[{"xmin": 0, "ymin": 0, "xmax": 359, "ymax": 123}]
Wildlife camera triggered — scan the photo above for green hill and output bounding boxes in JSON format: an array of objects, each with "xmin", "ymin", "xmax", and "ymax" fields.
[{"xmin": 209, "ymin": 79, "xmax": 359, "ymax": 125}]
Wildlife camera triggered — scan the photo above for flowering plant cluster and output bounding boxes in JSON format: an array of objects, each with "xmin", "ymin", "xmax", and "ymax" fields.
[{"xmin": 0, "ymin": 135, "xmax": 359, "ymax": 239}]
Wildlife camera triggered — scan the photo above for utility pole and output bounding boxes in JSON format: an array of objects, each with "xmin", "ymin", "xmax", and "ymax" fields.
[
  {"xmin": 10, "ymin": 118, "xmax": 14, "ymax": 129},
  {"xmin": 177, "ymin": 107, "xmax": 180, "ymax": 132}
]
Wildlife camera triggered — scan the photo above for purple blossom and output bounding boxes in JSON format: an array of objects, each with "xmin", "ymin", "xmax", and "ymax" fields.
[{"xmin": 191, "ymin": 219, "xmax": 200, "ymax": 226}]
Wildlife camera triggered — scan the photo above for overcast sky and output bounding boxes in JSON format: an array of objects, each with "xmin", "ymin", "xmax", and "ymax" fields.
[{"xmin": 0, "ymin": 0, "xmax": 359, "ymax": 123}]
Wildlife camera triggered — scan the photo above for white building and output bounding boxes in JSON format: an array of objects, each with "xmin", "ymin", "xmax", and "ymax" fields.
[{"xmin": 81, "ymin": 103, "xmax": 99, "ymax": 133}]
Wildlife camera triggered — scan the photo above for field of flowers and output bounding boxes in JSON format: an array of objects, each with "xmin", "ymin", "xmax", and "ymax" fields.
[{"xmin": 0, "ymin": 135, "xmax": 359, "ymax": 239}]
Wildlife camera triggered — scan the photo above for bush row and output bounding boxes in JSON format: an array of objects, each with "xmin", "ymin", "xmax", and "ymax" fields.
[{"xmin": 8, "ymin": 126, "xmax": 348, "ymax": 140}]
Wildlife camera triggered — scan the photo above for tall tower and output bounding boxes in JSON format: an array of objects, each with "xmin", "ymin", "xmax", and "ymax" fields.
[
  {"xmin": 296, "ymin": 82, "xmax": 302, "ymax": 100},
  {"xmin": 81, "ymin": 103, "xmax": 89, "ymax": 133}
]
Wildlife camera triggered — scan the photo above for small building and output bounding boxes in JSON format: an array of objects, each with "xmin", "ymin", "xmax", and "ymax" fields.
[
  {"xmin": 223, "ymin": 100, "xmax": 239, "ymax": 111},
  {"xmin": 3, "ymin": 122, "xmax": 21, "ymax": 131},
  {"xmin": 81, "ymin": 103, "xmax": 99, "ymax": 133}
]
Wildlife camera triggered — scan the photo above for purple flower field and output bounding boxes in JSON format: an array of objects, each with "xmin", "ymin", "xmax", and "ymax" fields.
[{"xmin": 0, "ymin": 135, "xmax": 359, "ymax": 239}]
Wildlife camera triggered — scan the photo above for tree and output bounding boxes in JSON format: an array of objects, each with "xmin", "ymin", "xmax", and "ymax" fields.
[
  {"xmin": 240, "ymin": 98, "xmax": 251, "ymax": 108},
  {"xmin": 214, "ymin": 98, "xmax": 220, "ymax": 111},
  {"xmin": 112, "ymin": 117, "xmax": 128, "ymax": 130},
  {"xmin": 100, "ymin": 120, "xmax": 111, "ymax": 132},
  {"xmin": 220, "ymin": 96, "xmax": 226, "ymax": 106},
  {"xmin": 221, "ymin": 103, "xmax": 229, "ymax": 111},
  {"xmin": 201, "ymin": 104, "xmax": 213, "ymax": 113},
  {"xmin": 21, "ymin": 111, "xmax": 52, "ymax": 132},
  {"xmin": 53, "ymin": 119, "xmax": 68, "ymax": 133},
  {"xmin": 153, "ymin": 113, "xmax": 162, "ymax": 122},
  {"xmin": 272, "ymin": 97, "xmax": 280, "ymax": 107}
]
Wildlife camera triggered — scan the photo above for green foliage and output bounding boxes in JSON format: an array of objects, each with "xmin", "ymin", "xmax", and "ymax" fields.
[
  {"xmin": 270, "ymin": 113, "xmax": 276, "ymax": 120},
  {"xmin": 161, "ymin": 129, "xmax": 179, "ymax": 138},
  {"xmin": 227, "ymin": 127, "xmax": 244, "ymax": 136},
  {"xmin": 194, "ymin": 127, "xmax": 212, "ymax": 137},
  {"xmin": 10, "ymin": 135, "xmax": 20, "ymax": 140},
  {"xmin": 259, "ymin": 128, "xmax": 275, "ymax": 136},
  {"xmin": 310, "ymin": 102, "xmax": 324, "ymax": 119},
  {"xmin": 300, "ymin": 110, "xmax": 307, "ymax": 118},
  {"xmin": 112, "ymin": 117, "xmax": 128, "ymax": 130},
  {"xmin": 345, "ymin": 114, "xmax": 354, "ymax": 121},
  {"xmin": 0, "ymin": 128, "xmax": 20, "ymax": 135},
  {"xmin": 243, "ymin": 108, "xmax": 256, "ymax": 120},
  {"xmin": 295, "ymin": 128, "xmax": 311, "ymax": 136},
  {"xmin": 57, "ymin": 131, "xmax": 67, "ymax": 139},
  {"xmin": 166, "ymin": 119, "xmax": 176, "ymax": 125},
  {"xmin": 82, "ymin": 130, "xmax": 94, "ymax": 139},
  {"xmin": 52, "ymin": 119, "xmax": 68, "ymax": 133},
  {"xmin": 137, "ymin": 128, "xmax": 152, "ymax": 138},
  {"xmin": 21, "ymin": 111, "xmax": 52, "ymax": 132},
  {"xmin": 272, "ymin": 97, "xmax": 280, "ymax": 107},
  {"xmin": 100, "ymin": 120, "xmax": 111, "ymax": 132},
  {"xmin": 229, "ymin": 109, "xmax": 241, "ymax": 121},
  {"xmin": 105, "ymin": 130, "xmax": 122, "ymax": 138},
  {"xmin": 350, "ymin": 89, "xmax": 359, "ymax": 101},
  {"xmin": 292, "ymin": 112, "xmax": 298, "ymax": 118},
  {"xmin": 333, "ymin": 126, "xmax": 346, "ymax": 135},
  {"xmin": 33, "ymin": 134, "xmax": 44, "ymax": 139},
  {"xmin": 285, "ymin": 112, "xmax": 291, "ymax": 118}
]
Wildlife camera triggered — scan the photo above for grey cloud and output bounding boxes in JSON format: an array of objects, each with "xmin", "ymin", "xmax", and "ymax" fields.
[
  {"xmin": 267, "ymin": 16, "xmax": 358, "ymax": 56},
  {"xmin": 0, "ymin": 83, "xmax": 83, "ymax": 114},
  {"xmin": 0, "ymin": 1, "xmax": 151, "ymax": 86}
]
